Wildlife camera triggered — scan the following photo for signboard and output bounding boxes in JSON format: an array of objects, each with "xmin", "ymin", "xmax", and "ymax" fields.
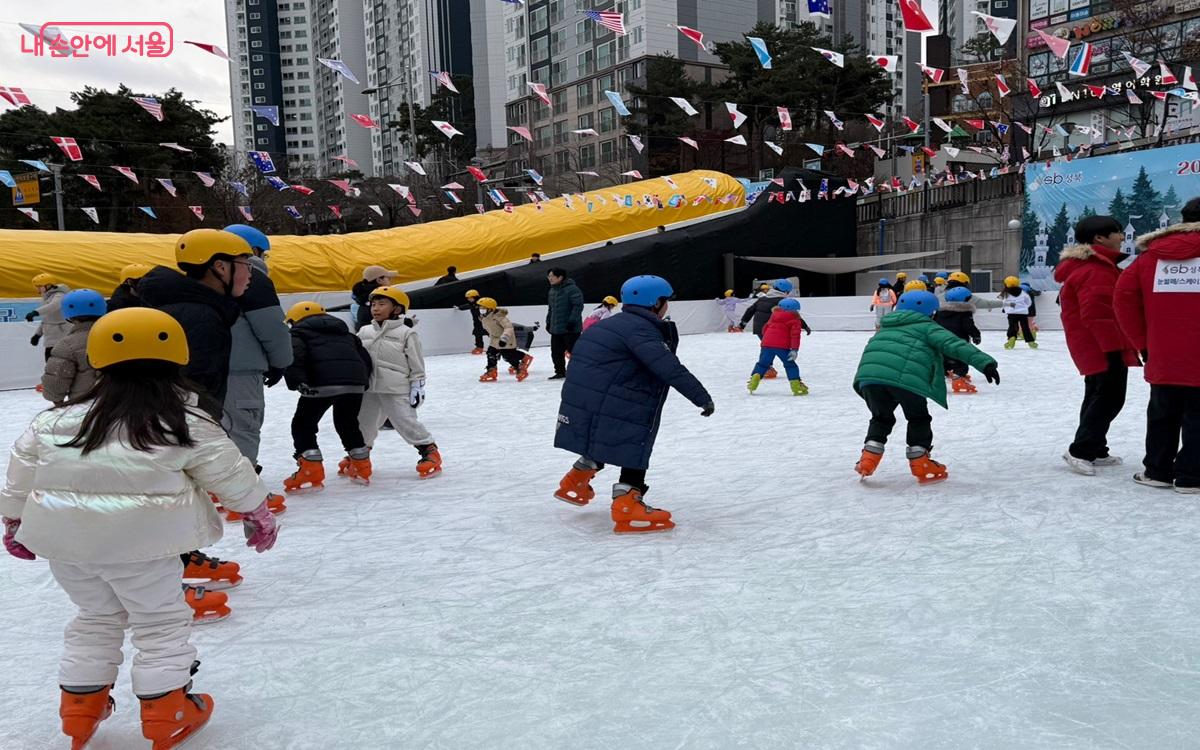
[{"xmin": 11, "ymin": 172, "xmax": 39, "ymax": 206}]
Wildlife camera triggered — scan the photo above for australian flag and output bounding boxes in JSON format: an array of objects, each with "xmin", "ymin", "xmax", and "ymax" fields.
[
  {"xmin": 248, "ymin": 150, "xmax": 276, "ymax": 174},
  {"xmin": 807, "ymin": 0, "xmax": 831, "ymax": 18},
  {"xmin": 229, "ymin": 181, "xmax": 248, "ymax": 197},
  {"xmin": 285, "ymin": 205, "xmax": 303, "ymax": 219},
  {"xmin": 266, "ymin": 176, "xmax": 289, "ymax": 191}
]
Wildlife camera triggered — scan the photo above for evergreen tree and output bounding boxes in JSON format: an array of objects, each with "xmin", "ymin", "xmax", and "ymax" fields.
[
  {"xmin": 390, "ymin": 75, "xmax": 475, "ymax": 179},
  {"xmin": 1078, "ymin": 205, "xmax": 1096, "ymax": 218},
  {"xmin": 626, "ymin": 56, "xmax": 700, "ymax": 176},
  {"xmin": 1126, "ymin": 165, "xmax": 1162, "ymax": 235},
  {"xmin": 1019, "ymin": 190, "xmax": 1041, "ymax": 271},
  {"xmin": 1107, "ymin": 188, "xmax": 1130, "ymax": 227},
  {"xmin": 1163, "ymin": 185, "xmax": 1181, "ymax": 224},
  {"xmin": 1047, "ymin": 203, "xmax": 1071, "ymax": 266}
]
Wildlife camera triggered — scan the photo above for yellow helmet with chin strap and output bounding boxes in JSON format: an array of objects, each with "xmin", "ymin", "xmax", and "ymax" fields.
[
  {"xmin": 368, "ymin": 285, "xmax": 411, "ymax": 311},
  {"xmin": 1004, "ymin": 275, "xmax": 1020, "ymax": 287},
  {"xmin": 602, "ymin": 295, "xmax": 619, "ymax": 306},
  {"xmin": 175, "ymin": 228, "xmax": 252, "ymax": 267},
  {"xmin": 465, "ymin": 289, "xmax": 480, "ymax": 299},
  {"xmin": 119, "ymin": 264, "xmax": 153, "ymax": 282},
  {"xmin": 285, "ymin": 301, "xmax": 326, "ymax": 324},
  {"xmin": 949, "ymin": 271, "xmax": 970, "ymax": 284},
  {"xmin": 31, "ymin": 272, "xmax": 58, "ymax": 287},
  {"xmin": 904, "ymin": 280, "xmax": 928, "ymax": 293},
  {"xmin": 476, "ymin": 297, "xmax": 498, "ymax": 310},
  {"xmin": 933, "ymin": 276, "xmax": 946, "ymax": 285},
  {"xmin": 87, "ymin": 308, "xmax": 189, "ymax": 369},
  {"xmin": 724, "ymin": 289, "xmax": 734, "ymax": 298}
]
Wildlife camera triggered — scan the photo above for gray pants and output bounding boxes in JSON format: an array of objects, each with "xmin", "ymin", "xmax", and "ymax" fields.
[{"xmin": 223, "ymin": 372, "xmax": 265, "ymax": 464}]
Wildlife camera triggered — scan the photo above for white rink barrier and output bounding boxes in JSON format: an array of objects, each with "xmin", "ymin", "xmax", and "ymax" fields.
[{"xmin": 0, "ymin": 294, "xmax": 1062, "ymax": 391}]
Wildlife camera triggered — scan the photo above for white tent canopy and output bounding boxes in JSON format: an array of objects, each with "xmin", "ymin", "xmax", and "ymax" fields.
[{"xmin": 738, "ymin": 249, "xmax": 950, "ymax": 275}]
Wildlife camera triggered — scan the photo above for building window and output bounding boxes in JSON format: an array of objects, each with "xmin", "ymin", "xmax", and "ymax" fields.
[
  {"xmin": 252, "ymin": 68, "xmax": 264, "ymax": 75},
  {"xmin": 578, "ymin": 112, "xmax": 594, "ymax": 130},
  {"xmin": 600, "ymin": 139, "xmax": 615, "ymax": 164},
  {"xmin": 552, "ymin": 90, "xmax": 568, "ymax": 115},
  {"xmin": 577, "ymin": 50, "xmax": 594, "ymax": 76},
  {"xmin": 535, "ymin": 125, "xmax": 551, "ymax": 148},
  {"xmin": 531, "ymin": 36, "xmax": 549, "ymax": 61},
  {"xmin": 254, "ymin": 82, "xmax": 265, "ymax": 89},
  {"xmin": 576, "ymin": 20, "xmax": 593, "ymax": 46},
  {"xmin": 252, "ymin": 54, "xmax": 263, "ymax": 61},
  {"xmin": 579, "ymin": 144, "xmax": 596, "ymax": 168},
  {"xmin": 530, "ymin": 6, "xmax": 548, "ymax": 34},
  {"xmin": 249, "ymin": 26, "xmax": 261, "ymax": 34},
  {"xmin": 599, "ymin": 107, "xmax": 616, "ymax": 132},
  {"xmin": 249, "ymin": 11, "xmax": 261, "ymax": 19},
  {"xmin": 253, "ymin": 96, "xmax": 266, "ymax": 104},
  {"xmin": 256, "ymin": 124, "xmax": 268, "ymax": 131},
  {"xmin": 577, "ymin": 82, "xmax": 593, "ymax": 107},
  {"xmin": 251, "ymin": 40, "xmax": 262, "ymax": 47},
  {"xmin": 555, "ymin": 150, "xmax": 570, "ymax": 173},
  {"xmin": 597, "ymin": 41, "xmax": 615, "ymax": 71}
]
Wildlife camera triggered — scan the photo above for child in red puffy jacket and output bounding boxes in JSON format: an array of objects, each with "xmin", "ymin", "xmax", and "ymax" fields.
[{"xmin": 747, "ymin": 297, "xmax": 809, "ymax": 395}]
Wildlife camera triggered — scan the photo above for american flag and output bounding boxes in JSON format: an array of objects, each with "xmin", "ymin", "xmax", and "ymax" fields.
[
  {"xmin": 585, "ymin": 10, "xmax": 625, "ymax": 35},
  {"xmin": 132, "ymin": 96, "xmax": 164, "ymax": 121}
]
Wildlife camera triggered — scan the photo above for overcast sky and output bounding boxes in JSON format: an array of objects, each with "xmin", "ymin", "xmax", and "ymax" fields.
[{"xmin": 0, "ymin": 4, "xmax": 234, "ymax": 144}]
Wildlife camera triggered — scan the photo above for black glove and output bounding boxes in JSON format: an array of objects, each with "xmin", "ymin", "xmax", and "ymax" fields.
[
  {"xmin": 29, "ymin": 333, "xmax": 40, "ymax": 346},
  {"xmin": 24, "ymin": 311, "xmax": 37, "ymax": 322},
  {"xmin": 1106, "ymin": 351, "xmax": 1125, "ymax": 369},
  {"xmin": 264, "ymin": 367, "xmax": 285, "ymax": 388},
  {"xmin": 700, "ymin": 402, "xmax": 715, "ymax": 417},
  {"xmin": 983, "ymin": 363, "xmax": 1000, "ymax": 385}
]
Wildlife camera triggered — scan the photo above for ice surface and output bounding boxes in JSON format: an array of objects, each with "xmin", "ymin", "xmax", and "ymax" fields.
[{"xmin": 2, "ymin": 331, "xmax": 1199, "ymax": 749}]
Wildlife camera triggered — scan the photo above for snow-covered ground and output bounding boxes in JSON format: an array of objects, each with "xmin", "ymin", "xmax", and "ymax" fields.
[{"xmin": 2, "ymin": 330, "xmax": 1198, "ymax": 749}]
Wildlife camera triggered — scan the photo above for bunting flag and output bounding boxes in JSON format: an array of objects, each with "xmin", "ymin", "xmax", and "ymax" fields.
[
  {"xmin": 284, "ymin": 205, "xmax": 302, "ymax": 219},
  {"xmin": 931, "ymin": 117, "xmax": 952, "ymax": 132},
  {"xmin": 824, "ymin": 110, "xmax": 844, "ymax": 130},
  {"xmin": 627, "ymin": 134, "xmax": 644, "ymax": 153},
  {"xmin": 475, "ymin": 204, "xmax": 486, "ymax": 214},
  {"xmin": 441, "ymin": 181, "xmax": 465, "ymax": 190},
  {"xmin": 805, "ymin": 143, "xmax": 825, "ymax": 156},
  {"xmin": 388, "ymin": 184, "xmax": 410, "ymax": 199},
  {"xmin": 266, "ymin": 176, "xmax": 290, "ymax": 190},
  {"xmin": 1068, "ymin": 42, "xmax": 1092, "ymax": 76},
  {"xmin": 669, "ymin": 97, "xmax": 699, "ymax": 116},
  {"xmin": 995, "ymin": 74, "xmax": 1010, "ymax": 97},
  {"xmin": 290, "ymin": 185, "xmax": 314, "ymax": 195},
  {"xmin": 132, "ymin": 96, "xmax": 164, "ymax": 121},
  {"xmin": 332, "ymin": 155, "xmax": 359, "ymax": 168},
  {"xmin": 528, "ymin": 82, "xmax": 551, "ymax": 105},
  {"xmin": 138, "ymin": 206, "xmax": 157, "ymax": 219},
  {"xmin": 1159, "ymin": 60, "xmax": 1178, "ymax": 85},
  {"xmin": 81, "ymin": 207, "xmax": 99, "ymax": 224},
  {"xmin": 507, "ymin": 125, "xmax": 532, "ymax": 141},
  {"xmin": 363, "ymin": 204, "xmax": 381, "ymax": 217},
  {"xmin": 238, "ymin": 206, "xmax": 253, "ymax": 221},
  {"xmin": 18, "ymin": 207, "xmax": 39, "ymax": 222},
  {"xmin": 1014, "ymin": 121, "xmax": 1033, "ymax": 135},
  {"xmin": 430, "ymin": 70, "xmax": 459, "ymax": 93},
  {"xmin": 444, "ymin": 190, "xmax": 462, "ymax": 204},
  {"xmin": 812, "ymin": 47, "xmax": 844, "ymax": 67},
  {"xmin": 866, "ymin": 143, "xmax": 886, "ymax": 158},
  {"xmin": 248, "ymin": 150, "xmax": 276, "ymax": 173},
  {"xmin": 112, "ymin": 166, "xmax": 139, "ymax": 184},
  {"xmin": 327, "ymin": 179, "xmax": 353, "ymax": 194},
  {"xmin": 1122, "ymin": 51, "xmax": 1151, "ymax": 78},
  {"xmin": 184, "ymin": 40, "xmax": 229, "ymax": 59},
  {"xmin": 957, "ymin": 68, "xmax": 970, "ymax": 94},
  {"xmin": 1184, "ymin": 66, "xmax": 1197, "ymax": 91},
  {"xmin": 0, "ymin": 85, "xmax": 33, "ymax": 106},
  {"xmin": 765, "ymin": 141, "xmax": 783, "ymax": 156},
  {"xmin": 777, "ymin": 107, "xmax": 792, "ymax": 131},
  {"xmin": 619, "ymin": 170, "xmax": 643, "ymax": 179},
  {"xmin": 349, "ymin": 113, "xmax": 379, "ymax": 129},
  {"xmin": 835, "ymin": 143, "xmax": 855, "ymax": 157},
  {"xmin": 328, "ymin": 205, "xmax": 342, "ymax": 219},
  {"xmin": 604, "ymin": 90, "xmax": 631, "ymax": 116},
  {"xmin": 920, "ymin": 65, "xmax": 945, "ymax": 83},
  {"xmin": 159, "ymin": 143, "xmax": 192, "ymax": 152},
  {"xmin": 432, "ymin": 120, "xmax": 462, "ymax": 138},
  {"xmin": 1150, "ymin": 90, "xmax": 1169, "ymax": 101},
  {"xmin": 466, "ymin": 166, "xmax": 488, "ymax": 182},
  {"xmin": 865, "ymin": 114, "xmax": 885, "ymax": 131},
  {"xmin": 1085, "ymin": 84, "xmax": 1107, "ymax": 98},
  {"xmin": 405, "ymin": 161, "xmax": 426, "ymax": 175},
  {"xmin": 679, "ymin": 136, "xmax": 699, "ymax": 149},
  {"xmin": 867, "ymin": 55, "xmax": 898, "ymax": 73},
  {"xmin": 747, "ymin": 37, "xmax": 772, "ymax": 69},
  {"xmin": 526, "ymin": 168, "xmax": 544, "ymax": 186},
  {"xmin": 902, "ymin": 116, "xmax": 921, "ymax": 133},
  {"xmin": 972, "ymin": 11, "xmax": 1016, "ymax": 44},
  {"xmin": 674, "ymin": 25, "xmax": 707, "ymax": 52},
  {"xmin": 1056, "ymin": 81, "xmax": 1073, "ymax": 101},
  {"xmin": 1022, "ymin": 147, "xmax": 1031, "ymax": 161},
  {"xmin": 20, "ymin": 159, "xmax": 48, "ymax": 172},
  {"xmin": 817, "ymin": 178, "xmax": 830, "ymax": 199},
  {"xmin": 992, "ymin": 121, "xmax": 1010, "ymax": 136},
  {"xmin": 1027, "ymin": 79, "xmax": 1042, "ymax": 98},
  {"xmin": 77, "ymin": 174, "xmax": 102, "ymax": 191},
  {"xmin": 188, "ymin": 205, "xmax": 204, "ymax": 220},
  {"xmin": 408, "ymin": 206, "xmax": 422, "ymax": 217},
  {"xmin": 570, "ymin": 128, "xmax": 597, "ymax": 137},
  {"xmin": 898, "ymin": 0, "xmax": 935, "ymax": 32},
  {"xmin": 194, "ymin": 171, "xmax": 215, "ymax": 187},
  {"xmin": 726, "ymin": 102, "xmax": 747, "ymax": 129},
  {"xmin": 251, "ymin": 105, "xmax": 280, "ymax": 126},
  {"xmin": 229, "ymin": 181, "xmax": 248, "ymax": 197},
  {"xmin": 725, "ymin": 135, "xmax": 747, "ymax": 146},
  {"xmin": 50, "ymin": 136, "xmax": 83, "ymax": 161},
  {"xmin": 808, "ymin": 0, "xmax": 831, "ymax": 17},
  {"xmin": 1032, "ymin": 28, "xmax": 1070, "ymax": 59},
  {"xmin": 317, "ymin": 58, "xmax": 360, "ymax": 84},
  {"xmin": 156, "ymin": 178, "xmax": 177, "ymax": 197}
]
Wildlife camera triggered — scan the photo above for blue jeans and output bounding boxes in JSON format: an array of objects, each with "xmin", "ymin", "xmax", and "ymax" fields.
[{"xmin": 752, "ymin": 347, "xmax": 800, "ymax": 380}]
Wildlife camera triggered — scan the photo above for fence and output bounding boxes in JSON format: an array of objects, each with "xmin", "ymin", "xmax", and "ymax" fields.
[{"xmin": 857, "ymin": 171, "xmax": 1023, "ymax": 224}]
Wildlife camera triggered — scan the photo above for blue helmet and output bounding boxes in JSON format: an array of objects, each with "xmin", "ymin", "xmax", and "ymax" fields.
[
  {"xmin": 944, "ymin": 286, "xmax": 973, "ymax": 303},
  {"xmin": 1020, "ymin": 282, "xmax": 1032, "ymax": 291},
  {"xmin": 223, "ymin": 224, "xmax": 270, "ymax": 253},
  {"xmin": 61, "ymin": 289, "xmax": 106, "ymax": 319},
  {"xmin": 896, "ymin": 290, "xmax": 940, "ymax": 316},
  {"xmin": 772, "ymin": 279, "xmax": 793, "ymax": 293},
  {"xmin": 778, "ymin": 298, "xmax": 801, "ymax": 311},
  {"xmin": 620, "ymin": 275, "xmax": 674, "ymax": 306},
  {"xmin": 878, "ymin": 278, "xmax": 890, "ymax": 286},
  {"xmin": 917, "ymin": 274, "xmax": 930, "ymax": 283}
]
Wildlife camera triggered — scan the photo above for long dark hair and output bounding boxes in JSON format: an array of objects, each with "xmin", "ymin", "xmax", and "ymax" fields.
[{"xmin": 59, "ymin": 361, "xmax": 205, "ymax": 455}]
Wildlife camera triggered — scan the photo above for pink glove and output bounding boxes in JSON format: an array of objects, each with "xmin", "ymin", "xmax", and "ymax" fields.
[
  {"xmin": 3, "ymin": 517, "xmax": 36, "ymax": 561},
  {"xmin": 241, "ymin": 501, "xmax": 278, "ymax": 553}
]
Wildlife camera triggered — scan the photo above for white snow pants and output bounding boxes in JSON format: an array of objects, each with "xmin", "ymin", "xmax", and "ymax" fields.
[
  {"xmin": 49, "ymin": 557, "xmax": 195, "ymax": 696},
  {"xmin": 359, "ymin": 392, "xmax": 434, "ymax": 449}
]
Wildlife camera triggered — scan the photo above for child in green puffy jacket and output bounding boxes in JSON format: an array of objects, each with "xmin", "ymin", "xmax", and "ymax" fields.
[{"xmin": 852, "ymin": 291, "xmax": 999, "ymax": 484}]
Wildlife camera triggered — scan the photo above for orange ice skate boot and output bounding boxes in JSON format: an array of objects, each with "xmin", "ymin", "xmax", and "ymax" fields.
[
  {"xmin": 182, "ymin": 551, "xmax": 241, "ymax": 590},
  {"xmin": 611, "ymin": 483, "xmax": 675, "ymax": 534},
  {"xmin": 951, "ymin": 376, "xmax": 977, "ymax": 394},
  {"xmin": 471, "ymin": 347, "xmax": 484, "ymax": 355},
  {"xmin": 479, "ymin": 368, "xmax": 498, "ymax": 382},
  {"xmin": 139, "ymin": 686, "xmax": 213, "ymax": 750},
  {"xmin": 764, "ymin": 366, "xmax": 778, "ymax": 379},
  {"xmin": 416, "ymin": 443, "xmax": 442, "ymax": 479},
  {"xmin": 516, "ymin": 354, "xmax": 533, "ymax": 381},
  {"xmin": 60, "ymin": 685, "xmax": 114, "ymax": 750},
  {"xmin": 554, "ymin": 460, "xmax": 598, "ymax": 506},
  {"xmin": 908, "ymin": 447, "xmax": 948, "ymax": 484},
  {"xmin": 184, "ymin": 585, "xmax": 230, "ymax": 624},
  {"xmin": 855, "ymin": 440, "xmax": 885, "ymax": 480},
  {"xmin": 282, "ymin": 450, "xmax": 325, "ymax": 494},
  {"xmin": 342, "ymin": 446, "xmax": 372, "ymax": 485}
]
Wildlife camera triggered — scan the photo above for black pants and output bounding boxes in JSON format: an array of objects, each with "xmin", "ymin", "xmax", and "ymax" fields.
[
  {"xmin": 1144, "ymin": 384, "xmax": 1200, "ymax": 487},
  {"xmin": 472, "ymin": 324, "xmax": 485, "ymax": 349},
  {"xmin": 486, "ymin": 346, "xmax": 524, "ymax": 371},
  {"xmin": 1006, "ymin": 314, "xmax": 1035, "ymax": 342},
  {"xmin": 582, "ymin": 460, "xmax": 648, "ymax": 494},
  {"xmin": 862, "ymin": 385, "xmax": 933, "ymax": 450},
  {"xmin": 550, "ymin": 332, "xmax": 580, "ymax": 376},
  {"xmin": 291, "ymin": 393, "xmax": 365, "ymax": 456},
  {"xmin": 945, "ymin": 357, "xmax": 968, "ymax": 378},
  {"xmin": 1068, "ymin": 362, "xmax": 1127, "ymax": 461}
]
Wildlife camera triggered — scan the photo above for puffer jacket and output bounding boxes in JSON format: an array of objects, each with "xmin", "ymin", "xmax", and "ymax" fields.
[
  {"xmin": 582, "ymin": 305, "xmax": 616, "ymax": 331},
  {"xmin": 34, "ymin": 284, "xmax": 71, "ymax": 348},
  {"xmin": 1054, "ymin": 244, "xmax": 1140, "ymax": 377},
  {"xmin": 285, "ymin": 314, "xmax": 372, "ymax": 396},
  {"xmin": 554, "ymin": 305, "xmax": 711, "ymax": 470},
  {"xmin": 760, "ymin": 307, "xmax": 803, "ymax": 350},
  {"xmin": 41, "ymin": 321, "xmax": 98, "ymax": 403},
  {"xmin": 228, "ymin": 257, "xmax": 292, "ymax": 375},
  {"xmin": 933, "ymin": 300, "xmax": 981, "ymax": 343},
  {"xmin": 854, "ymin": 311, "xmax": 997, "ymax": 409},
  {"xmin": 358, "ymin": 318, "xmax": 427, "ymax": 393},
  {"xmin": 739, "ymin": 289, "xmax": 786, "ymax": 335},
  {"xmin": 0, "ymin": 399, "xmax": 267, "ymax": 564},
  {"xmin": 107, "ymin": 281, "xmax": 143, "ymax": 311},
  {"xmin": 352, "ymin": 279, "xmax": 384, "ymax": 329},
  {"xmin": 1115, "ymin": 221, "xmax": 1200, "ymax": 386},
  {"xmin": 547, "ymin": 278, "xmax": 585, "ymax": 334},
  {"xmin": 481, "ymin": 308, "xmax": 517, "ymax": 349}
]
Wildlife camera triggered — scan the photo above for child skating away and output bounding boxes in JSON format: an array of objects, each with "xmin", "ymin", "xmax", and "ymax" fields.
[
  {"xmin": 41, "ymin": 289, "xmax": 106, "ymax": 404},
  {"xmin": 0, "ymin": 307, "xmax": 277, "ymax": 750},
  {"xmin": 477, "ymin": 297, "xmax": 533, "ymax": 382},
  {"xmin": 853, "ymin": 291, "xmax": 999, "ymax": 483},
  {"xmin": 1000, "ymin": 276, "xmax": 1037, "ymax": 348},
  {"xmin": 456, "ymin": 289, "xmax": 487, "ymax": 354},
  {"xmin": 583, "ymin": 295, "xmax": 619, "ymax": 331},
  {"xmin": 553, "ymin": 275, "xmax": 714, "ymax": 533},
  {"xmin": 747, "ymin": 298, "xmax": 808, "ymax": 396},
  {"xmin": 282, "ymin": 301, "xmax": 374, "ymax": 492},
  {"xmin": 870, "ymin": 278, "xmax": 897, "ymax": 330},
  {"xmin": 358, "ymin": 286, "xmax": 442, "ymax": 480},
  {"xmin": 934, "ymin": 286, "xmax": 983, "ymax": 394},
  {"xmin": 27, "ymin": 272, "xmax": 72, "ymax": 362}
]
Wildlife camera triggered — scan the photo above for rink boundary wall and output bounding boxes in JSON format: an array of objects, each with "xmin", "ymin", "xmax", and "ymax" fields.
[{"xmin": 0, "ymin": 295, "xmax": 1062, "ymax": 391}]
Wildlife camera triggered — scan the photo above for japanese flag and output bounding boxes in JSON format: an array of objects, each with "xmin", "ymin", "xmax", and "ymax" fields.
[
  {"xmin": 867, "ymin": 55, "xmax": 898, "ymax": 73},
  {"xmin": 432, "ymin": 120, "xmax": 463, "ymax": 138}
]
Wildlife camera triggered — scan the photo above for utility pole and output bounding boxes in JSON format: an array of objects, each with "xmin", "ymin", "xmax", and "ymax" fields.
[{"xmin": 49, "ymin": 162, "xmax": 65, "ymax": 230}]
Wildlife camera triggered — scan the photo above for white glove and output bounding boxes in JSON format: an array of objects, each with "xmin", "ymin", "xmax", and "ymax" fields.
[
  {"xmin": 409, "ymin": 380, "xmax": 425, "ymax": 408},
  {"xmin": 787, "ymin": 350, "xmax": 798, "ymax": 362}
]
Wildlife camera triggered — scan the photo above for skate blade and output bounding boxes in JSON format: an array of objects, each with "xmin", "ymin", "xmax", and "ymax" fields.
[
  {"xmin": 154, "ymin": 713, "xmax": 212, "ymax": 750},
  {"xmin": 191, "ymin": 607, "xmax": 231, "ymax": 625},
  {"xmin": 553, "ymin": 491, "xmax": 590, "ymax": 506},
  {"xmin": 613, "ymin": 521, "xmax": 675, "ymax": 534},
  {"xmin": 418, "ymin": 468, "xmax": 442, "ymax": 479},
  {"xmin": 349, "ymin": 476, "xmax": 371, "ymax": 486},
  {"xmin": 284, "ymin": 484, "xmax": 323, "ymax": 495},
  {"xmin": 68, "ymin": 705, "xmax": 113, "ymax": 750},
  {"xmin": 916, "ymin": 475, "xmax": 948, "ymax": 485},
  {"xmin": 183, "ymin": 576, "xmax": 241, "ymax": 591}
]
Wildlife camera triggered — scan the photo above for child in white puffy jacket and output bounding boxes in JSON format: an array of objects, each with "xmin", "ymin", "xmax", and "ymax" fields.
[{"xmin": 357, "ymin": 286, "xmax": 442, "ymax": 479}]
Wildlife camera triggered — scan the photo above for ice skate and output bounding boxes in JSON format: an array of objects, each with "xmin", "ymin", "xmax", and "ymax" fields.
[
  {"xmin": 855, "ymin": 441, "xmax": 885, "ymax": 480},
  {"xmin": 479, "ymin": 368, "xmax": 498, "ymax": 382},
  {"xmin": 139, "ymin": 687, "xmax": 213, "ymax": 750},
  {"xmin": 516, "ymin": 354, "xmax": 533, "ymax": 381},
  {"xmin": 184, "ymin": 585, "xmax": 230, "ymax": 624},
  {"xmin": 283, "ymin": 451, "xmax": 325, "ymax": 494},
  {"xmin": 182, "ymin": 551, "xmax": 241, "ymax": 590},
  {"xmin": 790, "ymin": 379, "xmax": 809, "ymax": 396},
  {"xmin": 764, "ymin": 366, "xmax": 778, "ymax": 379},
  {"xmin": 507, "ymin": 366, "xmax": 516, "ymax": 374},
  {"xmin": 470, "ymin": 347, "xmax": 484, "ymax": 355},
  {"xmin": 1062, "ymin": 452, "xmax": 1096, "ymax": 476},
  {"xmin": 727, "ymin": 325, "xmax": 740, "ymax": 333},
  {"xmin": 611, "ymin": 483, "xmax": 674, "ymax": 534},
  {"xmin": 554, "ymin": 462, "xmax": 597, "ymax": 505},
  {"xmin": 951, "ymin": 376, "xmax": 977, "ymax": 394},
  {"xmin": 1004, "ymin": 337, "xmax": 1016, "ymax": 349},
  {"xmin": 1175, "ymin": 485, "xmax": 1200, "ymax": 495},
  {"xmin": 1092, "ymin": 455, "xmax": 1123, "ymax": 466},
  {"xmin": 747, "ymin": 373, "xmax": 762, "ymax": 393},
  {"xmin": 60, "ymin": 686, "xmax": 114, "ymax": 750},
  {"xmin": 344, "ymin": 447, "xmax": 372, "ymax": 485},
  {"xmin": 907, "ymin": 447, "xmax": 948, "ymax": 484},
  {"xmin": 1027, "ymin": 340, "xmax": 1038, "ymax": 349},
  {"xmin": 416, "ymin": 443, "xmax": 442, "ymax": 479},
  {"xmin": 225, "ymin": 492, "xmax": 285, "ymax": 522},
  {"xmin": 1133, "ymin": 473, "xmax": 1172, "ymax": 488}
]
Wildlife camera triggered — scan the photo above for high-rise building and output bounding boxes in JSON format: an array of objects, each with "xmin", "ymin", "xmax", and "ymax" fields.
[
  {"xmin": 313, "ymin": 0, "xmax": 373, "ymax": 173},
  {"xmin": 836, "ymin": 0, "xmax": 923, "ymax": 116}
]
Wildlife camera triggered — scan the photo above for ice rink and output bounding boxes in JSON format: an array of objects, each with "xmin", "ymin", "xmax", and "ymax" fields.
[{"xmin": 2, "ymin": 329, "xmax": 1198, "ymax": 749}]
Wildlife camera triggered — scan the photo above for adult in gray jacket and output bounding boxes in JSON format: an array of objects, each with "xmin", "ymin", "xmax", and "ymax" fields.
[
  {"xmin": 222, "ymin": 225, "xmax": 293, "ymax": 467},
  {"xmin": 546, "ymin": 267, "xmax": 584, "ymax": 380}
]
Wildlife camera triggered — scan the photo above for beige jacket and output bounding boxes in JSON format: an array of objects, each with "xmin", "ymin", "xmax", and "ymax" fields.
[
  {"xmin": 0, "ymin": 399, "xmax": 267, "ymax": 564},
  {"xmin": 481, "ymin": 308, "xmax": 517, "ymax": 349},
  {"xmin": 357, "ymin": 318, "xmax": 426, "ymax": 393},
  {"xmin": 42, "ymin": 321, "xmax": 97, "ymax": 403},
  {"xmin": 35, "ymin": 284, "xmax": 72, "ymax": 348}
]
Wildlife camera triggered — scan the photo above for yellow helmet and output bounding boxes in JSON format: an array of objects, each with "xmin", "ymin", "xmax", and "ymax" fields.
[
  {"xmin": 87, "ymin": 308, "xmax": 189, "ymax": 369},
  {"xmin": 369, "ymin": 285, "xmax": 411, "ymax": 311},
  {"xmin": 904, "ymin": 280, "xmax": 928, "ymax": 292},
  {"xmin": 175, "ymin": 228, "xmax": 252, "ymax": 267},
  {"xmin": 933, "ymin": 276, "xmax": 946, "ymax": 285},
  {"xmin": 949, "ymin": 271, "xmax": 970, "ymax": 284},
  {"xmin": 119, "ymin": 263, "xmax": 153, "ymax": 282},
  {"xmin": 31, "ymin": 272, "xmax": 58, "ymax": 287},
  {"xmin": 758, "ymin": 283, "xmax": 770, "ymax": 291},
  {"xmin": 286, "ymin": 301, "xmax": 326, "ymax": 324},
  {"xmin": 476, "ymin": 296, "xmax": 498, "ymax": 310},
  {"xmin": 464, "ymin": 289, "xmax": 480, "ymax": 299},
  {"xmin": 724, "ymin": 289, "xmax": 734, "ymax": 298},
  {"xmin": 1004, "ymin": 275, "xmax": 1020, "ymax": 287},
  {"xmin": 896, "ymin": 272, "xmax": 907, "ymax": 279},
  {"xmin": 602, "ymin": 295, "xmax": 619, "ymax": 306}
]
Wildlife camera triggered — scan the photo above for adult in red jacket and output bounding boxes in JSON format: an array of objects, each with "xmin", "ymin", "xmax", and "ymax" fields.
[
  {"xmin": 747, "ymin": 299, "xmax": 808, "ymax": 394},
  {"xmin": 1054, "ymin": 215, "xmax": 1141, "ymax": 473},
  {"xmin": 1114, "ymin": 198, "xmax": 1200, "ymax": 492}
]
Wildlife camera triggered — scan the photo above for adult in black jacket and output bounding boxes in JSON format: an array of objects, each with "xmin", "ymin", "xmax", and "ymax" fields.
[
  {"xmin": 352, "ymin": 265, "xmax": 398, "ymax": 329},
  {"xmin": 934, "ymin": 290, "xmax": 982, "ymax": 380},
  {"xmin": 891, "ymin": 273, "xmax": 908, "ymax": 297},
  {"xmin": 546, "ymin": 267, "xmax": 584, "ymax": 379},
  {"xmin": 107, "ymin": 281, "xmax": 143, "ymax": 311},
  {"xmin": 739, "ymin": 282, "xmax": 811, "ymax": 339},
  {"xmin": 434, "ymin": 266, "xmax": 459, "ymax": 285}
]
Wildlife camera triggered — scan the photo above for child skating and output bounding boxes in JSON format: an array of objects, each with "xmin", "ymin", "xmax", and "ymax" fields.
[
  {"xmin": 1001, "ymin": 276, "xmax": 1037, "ymax": 348},
  {"xmin": 870, "ymin": 278, "xmax": 897, "ymax": 330},
  {"xmin": 552, "ymin": 275, "xmax": 714, "ymax": 533},
  {"xmin": 357, "ymin": 286, "xmax": 442, "ymax": 480},
  {"xmin": 1, "ymin": 307, "xmax": 277, "ymax": 750},
  {"xmin": 716, "ymin": 289, "xmax": 743, "ymax": 332},
  {"xmin": 456, "ymin": 289, "xmax": 487, "ymax": 354},
  {"xmin": 853, "ymin": 291, "xmax": 1000, "ymax": 483},
  {"xmin": 583, "ymin": 295, "xmax": 619, "ymax": 331},
  {"xmin": 933, "ymin": 286, "xmax": 983, "ymax": 394},
  {"xmin": 282, "ymin": 301, "xmax": 374, "ymax": 492},
  {"xmin": 477, "ymin": 297, "xmax": 533, "ymax": 382},
  {"xmin": 747, "ymin": 298, "xmax": 808, "ymax": 395},
  {"xmin": 41, "ymin": 289, "xmax": 106, "ymax": 403}
]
